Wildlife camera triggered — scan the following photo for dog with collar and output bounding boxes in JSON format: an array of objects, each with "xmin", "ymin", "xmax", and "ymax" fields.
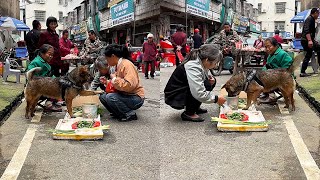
[
  {"xmin": 222, "ymin": 52, "xmax": 304, "ymax": 112},
  {"xmin": 25, "ymin": 66, "xmax": 101, "ymax": 119}
]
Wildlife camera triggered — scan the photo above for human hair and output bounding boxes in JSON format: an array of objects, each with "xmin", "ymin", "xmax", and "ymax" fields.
[
  {"xmin": 88, "ymin": 30, "xmax": 96, "ymax": 35},
  {"xmin": 182, "ymin": 44, "xmax": 222, "ymax": 65},
  {"xmin": 62, "ymin": 30, "xmax": 68, "ymax": 35},
  {"xmin": 104, "ymin": 44, "xmax": 130, "ymax": 59},
  {"xmin": 32, "ymin": 20, "xmax": 40, "ymax": 29},
  {"xmin": 224, "ymin": 22, "xmax": 230, "ymax": 26},
  {"xmin": 46, "ymin": 16, "xmax": 58, "ymax": 28},
  {"xmin": 265, "ymin": 37, "xmax": 280, "ymax": 47},
  {"xmin": 274, "ymin": 29, "xmax": 280, "ymax": 34},
  {"xmin": 311, "ymin": 8, "xmax": 319, "ymax": 14},
  {"xmin": 95, "ymin": 56, "xmax": 108, "ymax": 70},
  {"xmin": 176, "ymin": 25, "xmax": 183, "ymax": 31},
  {"xmin": 35, "ymin": 44, "xmax": 53, "ymax": 56}
]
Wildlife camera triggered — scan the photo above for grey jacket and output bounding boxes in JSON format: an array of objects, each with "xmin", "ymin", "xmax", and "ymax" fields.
[{"xmin": 184, "ymin": 59, "xmax": 217, "ymax": 103}]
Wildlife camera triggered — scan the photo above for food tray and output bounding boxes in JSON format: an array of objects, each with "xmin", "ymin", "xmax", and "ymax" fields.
[
  {"xmin": 52, "ymin": 115, "xmax": 105, "ymax": 140},
  {"xmin": 217, "ymin": 110, "xmax": 269, "ymax": 132}
]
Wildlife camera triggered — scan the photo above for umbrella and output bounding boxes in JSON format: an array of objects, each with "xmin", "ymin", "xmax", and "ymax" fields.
[
  {"xmin": 290, "ymin": 9, "xmax": 320, "ymax": 23},
  {"xmin": 0, "ymin": 17, "xmax": 30, "ymax": 31}
]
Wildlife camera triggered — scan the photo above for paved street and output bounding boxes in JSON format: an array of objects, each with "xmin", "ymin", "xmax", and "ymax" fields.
[{"xmin": 0, "ymin": 67, "xmax": 320, "ymax": 179}]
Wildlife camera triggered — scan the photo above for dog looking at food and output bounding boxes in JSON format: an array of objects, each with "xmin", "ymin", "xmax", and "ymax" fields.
[
  {"xmin": 222, "ymin": 44, "xmax": 305, "ymax": 112},
  {"xmin": 25, "ymin": 65, "xmax": 102, "ymax": 119}
]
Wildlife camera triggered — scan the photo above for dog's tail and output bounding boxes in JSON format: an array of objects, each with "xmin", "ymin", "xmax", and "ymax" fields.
[
  {"xmin": 288, "ymin": 52, "xmax": 305, "ymax": 74},
  {"xmin": 26, "ymin": 67, "xmax": 42, "ymax": 80}
]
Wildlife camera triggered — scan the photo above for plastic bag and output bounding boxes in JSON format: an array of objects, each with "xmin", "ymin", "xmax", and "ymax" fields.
[
  {"xmin": 220, "ymin": 103, "xmax": 233, "ymax": 115},
  {"xmin": 105, "ymin": 81, "xmax": 116, "ymax": 93}
]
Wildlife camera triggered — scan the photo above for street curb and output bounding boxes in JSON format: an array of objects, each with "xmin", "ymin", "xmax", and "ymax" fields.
[
  {"xmin": 297, "ymin": 84, "xmax": 320, "ymax": 114},
  {"xmin": 0, "ymin": 92, "xmax": 24, "ymax": 124}
]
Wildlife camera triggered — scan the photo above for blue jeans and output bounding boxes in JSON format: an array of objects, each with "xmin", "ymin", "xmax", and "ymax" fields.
[{"xmin": 99, "ymin": 93, "xmax": 144, "ymax": 118}]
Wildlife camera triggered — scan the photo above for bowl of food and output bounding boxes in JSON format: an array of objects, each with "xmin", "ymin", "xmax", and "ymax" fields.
[{"xmin": 226, "ymin": 96, "xmax": 239, "ymax": 110}]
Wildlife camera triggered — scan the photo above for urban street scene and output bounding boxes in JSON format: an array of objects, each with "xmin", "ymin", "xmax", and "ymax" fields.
[{"xmin": 0, "ymin": 0, "xmax": 320, "ymax": 179}]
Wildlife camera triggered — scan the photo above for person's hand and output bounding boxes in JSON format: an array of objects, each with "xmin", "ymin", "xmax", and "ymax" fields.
[
  {"xmin": 99, "ymin": 76, "xmax": 107, "ymax": 84},
  {"xmin": 216, "ymin": 96, "xmax": 226, "ymax": 106},
  {"xmin": 208, "ymin": 75, "xmax": 216, "ymax": 85},
  {"xmin": 308, "ymin": 40, "xmax": 313, "ymax": 48},
  {"xmin": 110, "ymin": 73, "xmax": 116, "ymax": 79}
]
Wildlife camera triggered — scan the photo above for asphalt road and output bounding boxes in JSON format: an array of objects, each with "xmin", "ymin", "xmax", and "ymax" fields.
[{"xmin": 0, "ymin": 67, "xmax": 320, "ymax": 180}]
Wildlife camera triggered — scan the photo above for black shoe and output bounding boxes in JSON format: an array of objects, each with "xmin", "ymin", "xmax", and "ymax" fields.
[
  {"xmin": 300, "ymin": 73, "xmax": 311, "ymax": 77},
  {"xmin": 119, "ymin": 114, "xmax": 138, "ymax": 122},
  {"xmin": 145, "ymin": 76, "xmax": 149, "ymax": 79},
  {"xmin": 181, "ymin": 112, "xmax": 205, "ymax": 122},
  {"xmin": 196, "ymin": 108, "xmax": 208, "ymax": 114},
  {"xmin": 150, "ymin": 76, "xmax": 154, "ymax": 79}
]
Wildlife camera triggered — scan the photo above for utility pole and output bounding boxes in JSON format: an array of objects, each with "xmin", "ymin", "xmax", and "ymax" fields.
[
  {"xmin": 133, "ymin": 0, "xmax": 136, "ymax": 45},
  {"xmin": 293, "ymin": 0, "xmax": 298, "ymax": 36},
  {"xmin": 185, "ymin": 0, "xmax": 188, "ymax": 33},
  {"xmin": 90, "ymin": 0, "xmax": 103, "ymax": 40}
]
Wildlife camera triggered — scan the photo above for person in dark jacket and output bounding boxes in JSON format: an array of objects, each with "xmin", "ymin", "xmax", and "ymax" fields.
[
  {"xmin": 164, "ymin": 44, "xmax": 226, "ymax": 122},
  {"xmin": 192, "ymin": 28, "xmax": 202, "ymax": 49},
  {"xmin": 142, "ymin": 33, "xmax": 157, "ymax": 79},
  {"xmin": 171, "ymin": 25, "xmax": 187, "ymax": 66},
  {"xmin": 25, "ymin": 20, "xmax": 41, "ymax": 61},
  {"xmin": 38, "ymin": 17, "xmax": 62, "ymax": 77},
  {"xmin": 300, "ymin": 8, "xmax": 319, "ymax": 77}
]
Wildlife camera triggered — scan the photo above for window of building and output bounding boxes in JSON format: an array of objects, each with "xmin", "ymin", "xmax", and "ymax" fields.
[
  {"xmin": 274, "ymin": 21, "xmax": 285, "ymax": 31},
  {"xmin": 258, "ymin": 3, "xmax": 262, "ymax": 14},
  {"xmin": 275, "ymin": 2, "xmax": 286, "ymax": 13},
  {"xmin": 59, "ymin": 0, "xmax": 63, "ymax": 5},
  {"xmin": 59, "ymin": 11, "xmax": 63, "ymax": 22},
  {"xmin": 34, "ymin": 10, "xmax": 46, "ymax": 21}
]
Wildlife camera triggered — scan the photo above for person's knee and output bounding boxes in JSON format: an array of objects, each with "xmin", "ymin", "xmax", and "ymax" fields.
[{"xmin": 105, "ymin": 93, "xmax": 118, "ymax": 102}]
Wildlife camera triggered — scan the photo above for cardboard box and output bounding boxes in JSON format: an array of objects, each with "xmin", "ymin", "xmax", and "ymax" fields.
[{"xmin": 72, "ymin": 95, "xmax": 100, "ymax": 108}]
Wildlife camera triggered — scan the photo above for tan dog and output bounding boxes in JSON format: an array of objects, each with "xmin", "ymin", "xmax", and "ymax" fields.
[
  {"xmin": 222, "ymin": 52, "xmax": 304, "ymax": 111},
  {"xmin": 25, "ymin": 66, "xmax": 101, "ymax": 119}
]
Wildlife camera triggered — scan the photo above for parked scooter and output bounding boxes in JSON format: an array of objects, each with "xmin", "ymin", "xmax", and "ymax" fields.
[{"xmin": 210, "ymin": 55, "xmax": 234, "ymax": 76}]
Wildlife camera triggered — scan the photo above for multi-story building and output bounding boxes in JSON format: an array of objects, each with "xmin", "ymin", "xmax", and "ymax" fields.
[
  {"xmin": 256, "ymin": 0, "xmax": 295, "ymax": 39},
  {"xmin": 0, "ymin": 0, "xmax": 20, "ymax": 19},
  {"xmin": 300, "ymin": 0, "xmax": 320, "ymax": 11},
  {"xmin": 99, "ymin": 0, "xmax": 223, "ymax": 46}
]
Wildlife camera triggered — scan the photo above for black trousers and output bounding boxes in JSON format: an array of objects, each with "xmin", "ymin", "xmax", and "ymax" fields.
[
  {"xmin": 301, "ymin": 40, "xmax": 313, "ymax": 74},
  {"xmin": 144, "ymin": 61, "xmax": 155, "ymax": 78},
  {"xmin": 185, "ymin": 79, "xmax": 215, "ymax": 115},
  {"xmin": 51, "ymin": 64, "xmax": 61, "ymax": 77}
]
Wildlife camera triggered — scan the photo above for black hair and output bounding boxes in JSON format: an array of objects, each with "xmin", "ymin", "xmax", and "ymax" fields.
[
  {"xmin": 32, "ymin": 20, "xmax": 40, "ymax": 29},
  {"xmin": 311, "ymin": 8, "xmax": 319, "ymax": 14},
  {"xmin": 182, "ymin": 44, "xmax": 222, "ymax": 65},
  {"xmin": 176, "ymin": 25, "xmax": 183, "ymax": 31},
  {"xmin": 62, "ymin": 30, "xmax": 68, "ymax": 35},
  {"xmin": 265, "ymin": 37, "xmax": 281, "ymax": 48},
  {"xmin": 274, "ymin": 29, "xmax": 280, "ymax": 34},
  {"xmin": 88, "ymin": 30, "xmax": 96, "ymax": 35},
  {"xmin": 104, "ymin": 44, "xmax": 130, "ymax": 60},
  {"xmin": 46, "ymin": 16, "xmax": 58, "ymax": 28},
  {"xmin": 34, "ymin": 44, "xmax": 53, "ymax": 56},
  {"xmin": 224, "ymin": 22, "xmax": 230, "ymax": 26}
]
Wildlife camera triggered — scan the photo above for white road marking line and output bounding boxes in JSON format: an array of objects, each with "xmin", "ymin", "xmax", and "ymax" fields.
[
  {"xmin": 0, "ymin": 125, "xmax": 37, "ymax": 180},
  {"xmin": 278, "ymin": 101, "xmax": 320, "ymax": 179},
  {"xmin": 30, "ymin": 109, "xmax": 43, "ymax": 123}
]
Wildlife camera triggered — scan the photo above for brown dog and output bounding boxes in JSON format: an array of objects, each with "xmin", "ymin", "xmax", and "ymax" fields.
[
  {"xmin": 25, "ymin": 66, "xmax": 100, "ymax": 119},
  {"xmin": 222, "ymin": 52, "xmax": 304, "ymax": 112}
]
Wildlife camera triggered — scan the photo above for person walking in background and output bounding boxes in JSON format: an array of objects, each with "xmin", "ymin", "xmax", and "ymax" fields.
[
  {"xmin": 142, "ymin": 33, "xmax": 157, "ymax": 79},
  {"xmin": 38, "ymin": 17, "xmax": 62, "ymax": 77},
  {"xmin": 171, "ymin": 25, "xmax": 187, "ymax": 66},
  {"xmin": 273, "ymin": 29, "xmax": 283, "ymax": 44},
  {"xmin": 300, "ymin": 8, "xmax": 319, "ymax": 77},
  {"xmin": 59, "ymin": 30, "xmax": 74, "ymax": 75},
  {"xmin": 192, "ymin": 28, "xmax": 202, "ymax": 49},
  {"xmin": 25, "ymin": 20, "xmax": 41, "ymax": 61},
  {"xmin": 253, "ymin": 35, "xmax": 264, "ymax": 64}
]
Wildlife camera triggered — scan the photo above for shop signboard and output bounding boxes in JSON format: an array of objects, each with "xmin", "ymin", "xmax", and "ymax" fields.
[
  {"xmin": 186, "ymin": 0, "xmax": 210, "ymax": 19},
  {"xmin": 249, "ymin": 19, "xmax": 260, "ymax": 33},
  {"xmin": 239, "ymin": 16, "xmax": 249, "ymax": 33},
  {"xmin": 108, "ymin": 0, "xmax": 124, "ymax": 8},
  {"xmin": 71, "ymin": 21, "xmax": 88, "ymax": 41},
  {"xmin": 111, "ymin": 0, "xmax": 134, "ymax": 26}
]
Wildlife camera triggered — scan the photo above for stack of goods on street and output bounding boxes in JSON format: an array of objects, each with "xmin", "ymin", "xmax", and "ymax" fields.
[
  {"xmin": 61, "ymin": 47, "xmax": 81, "ymax": 64},
  {"xmin": 50, "ymin": 96, "xmax": 110, "ymax": 140},
  {"xmin": 211, "ymin": 88, "xmax": 270, "ymax": 132},
  {"xmin": 160, "ymin": 39, "xmax": 175, "ymax": 67}
]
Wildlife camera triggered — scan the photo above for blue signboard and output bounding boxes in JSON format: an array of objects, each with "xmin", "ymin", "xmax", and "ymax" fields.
[
  {"xmin": 110, "ymin": 0, "xmax": 134, "ymax": 26},
  {"xmin": 186, "ymin": 0, "xmax": 210, "ymax": 18}
]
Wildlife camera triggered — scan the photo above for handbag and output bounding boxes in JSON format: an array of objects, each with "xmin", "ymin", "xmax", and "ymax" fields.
[{"xmin": 105, "ymin": 81, "xmax": 117, "ymax": 93}]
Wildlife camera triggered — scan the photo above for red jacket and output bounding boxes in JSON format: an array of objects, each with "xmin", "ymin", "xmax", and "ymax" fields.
[
  {"xmin": 59, "ymin": 37, "xmax": 74, "ymax": 57},
  {"xmin": 38, "ymin": 29, "xmax": 61, "ymax": 66},
  {"xmin": 273, "ymin": 34, "xmax": 284, "ymax": 44},
  {"xmin": 171, "ymin": 31, "xmax": 187, "ymax": 53},
  {"xmin": 142, "ymin": 41, "xmax": 157, "ymax": 61}
]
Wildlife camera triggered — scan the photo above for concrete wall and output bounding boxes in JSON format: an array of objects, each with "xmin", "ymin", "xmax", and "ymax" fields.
[
  {"xmin": 300, "ymin": 0, "xmax": 320, "ymax": 11},
  {"xmin": 0, "ymin": 0, "xmax": 20, "ymax": 19},
  {"xmin": 257, "ymin": 0, "xmax": 295, "ymax": 35}
]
